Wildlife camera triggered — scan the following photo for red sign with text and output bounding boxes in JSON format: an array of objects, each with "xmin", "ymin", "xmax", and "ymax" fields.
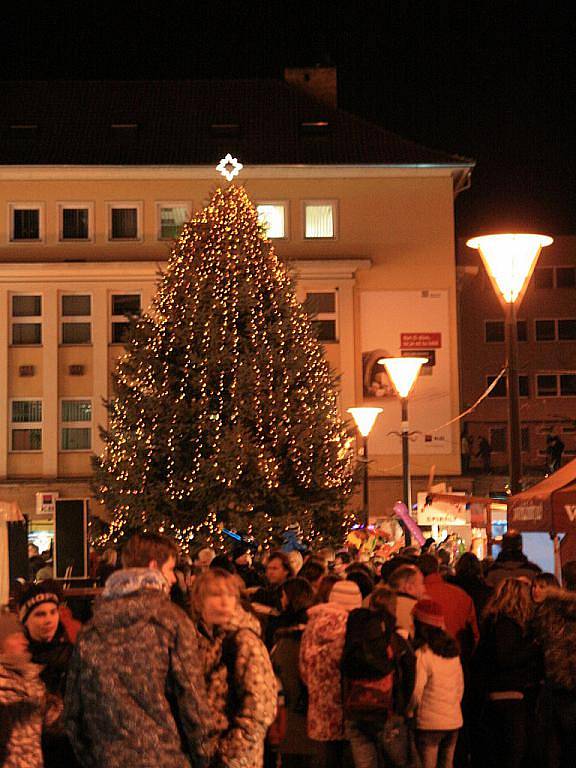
[{"xmin": 401, "ymin": 332, "xmax": 442, "ymax": 349}]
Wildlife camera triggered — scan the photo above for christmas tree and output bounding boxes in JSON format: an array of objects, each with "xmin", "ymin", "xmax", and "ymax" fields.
[{"xmin": 94, "ymin": 183, "xmax": 357, "ymax": 547}]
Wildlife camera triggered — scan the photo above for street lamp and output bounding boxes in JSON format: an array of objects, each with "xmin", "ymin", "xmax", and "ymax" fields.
[
  {"xmin": 379, "ymin": 356, "xmax": 427, "ymax": 541},
  {"xmin": 347, "ymin": 407, "xmax": 382, "ymax": 527},
  {"xmin": 467, "ymin": 233, "xmax": 553, "ymax": 493}
]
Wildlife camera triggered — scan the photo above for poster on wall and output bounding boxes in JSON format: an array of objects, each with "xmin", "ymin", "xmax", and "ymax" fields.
[{"xmin": 360, "ymin": 290, "xmax": 453, "ymax": 455}]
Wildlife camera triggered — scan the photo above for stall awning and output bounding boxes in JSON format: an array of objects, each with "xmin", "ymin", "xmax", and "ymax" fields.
[{"xmin": 508, "ymin": 459, "xmax": 576, "ymax": 533}]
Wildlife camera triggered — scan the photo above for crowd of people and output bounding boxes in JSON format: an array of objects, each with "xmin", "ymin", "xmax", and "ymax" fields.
[{"xmin": 1, "ymin": 529, "xmax": 576, "ymax": 768}]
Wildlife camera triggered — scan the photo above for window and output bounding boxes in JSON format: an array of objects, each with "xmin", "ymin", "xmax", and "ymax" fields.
[
  {"xmin": 158, "ymin": 203, "xmax": 190, "ymax": 240},
  {"xmin": 303, "ymin": 291, "xmax": 338, "ymax": 342},
  {"xmin": 561, "ymin": 375, "xmax": 576, "ymax": 396},
  {"xmin": 11, "ymin": 294, "xmax": 42, "ymax": 345},
  {"xmin": 558, "ymin": 319, "xmax": 576, "ymax": 340},
  {"xmin": 556, "ymin": 267, "xmax": 576, "ymax": 288},
  {"xmin": 536, "ymin": 373, "xmax": 576, "ymax": 397},
  {"xmin": 304, "ymin": 201, "xmax": 336, "ymax": 238},
  {"xmin": 534, "ymin": 267, "xmax": 553, "ymax": 288},
  {"xmin": 489, "ymin": 426, "xmax": 530, "ymax": 452},
  {"xmin": 484, "ymin": 320, "xmax": 527, "ymax": 343},
  {"xmin": 535, "ymin": 319, "xmax": 556, "ymax": 341},
  {"xmin": 108, "ymin": 204, "xmax": 140, "ymax": 240},
  {"xmin": 111, "ymin": 293, "xmax": 141, "ymax": 343},
  {"xmin": 535, "ymin": 319, "xmax": 576, "ymax": 341},
  {"xmin": 534, "ymin": 266, "xmax": 576, "ymax": 288},
  {"xmin": 61, "ymin": 399, "xmax": 92, "ymax": 450},
  {"xmin": 61, "ymin": 294, "xmax": 91, "ymax": 344},
  {"xmin": 59, "ymin": 204, "xmax": 91, "ymax": 240},
  {"xmin": 487, "ymin": 375, "xmax": 530, "ymax": 398},
  {"xmin": 9, "ymin": 204, "xmax": 43, "ymax": 241},
  {"xmin": 10, "ymin": 400, "xmax": 42, "ymax": 451},
  {"xmin": 256, "ymin": 203, "xmax": 287, "ymax": 239}
]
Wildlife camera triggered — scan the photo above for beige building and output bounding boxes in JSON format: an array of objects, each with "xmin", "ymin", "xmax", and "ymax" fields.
[{"xmin": 0, "ymin": 71, "xmax": 473, "ymax": 528}]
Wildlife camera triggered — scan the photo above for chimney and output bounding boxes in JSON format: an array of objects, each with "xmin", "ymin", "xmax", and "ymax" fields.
[{"xmin": 284, "ymin": 66, "xmax": 337, "ymax": 109}]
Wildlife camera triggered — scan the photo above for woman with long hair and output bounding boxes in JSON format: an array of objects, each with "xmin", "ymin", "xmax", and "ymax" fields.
[{"xmin": 472, "ymin": 578, "xmax": 542, "ymax": 768}]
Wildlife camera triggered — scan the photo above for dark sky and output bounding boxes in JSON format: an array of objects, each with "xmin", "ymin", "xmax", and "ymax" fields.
[{"xmin": 2, "ymin": 2, "xmax": 575, "ymax": 236}]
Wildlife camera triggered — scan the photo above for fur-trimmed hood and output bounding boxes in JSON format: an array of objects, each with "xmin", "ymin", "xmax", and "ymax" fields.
[{"xmin": 534, "ymin": 588, "xmax": 576, "ymax": 690}]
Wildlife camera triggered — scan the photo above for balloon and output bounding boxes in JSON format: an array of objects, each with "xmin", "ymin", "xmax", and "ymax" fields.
[{"xmin": 393, "ymin": 500, "xmax": 426, "ymax": 546}]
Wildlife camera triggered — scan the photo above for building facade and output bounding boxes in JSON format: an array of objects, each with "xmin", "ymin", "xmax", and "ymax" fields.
[{"xmin": 0, "ymin": 71, "xmax": 473, "ymax": 526}]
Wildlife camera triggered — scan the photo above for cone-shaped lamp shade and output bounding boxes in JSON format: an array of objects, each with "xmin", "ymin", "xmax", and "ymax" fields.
[
  {"xmin": 347, "ymin": 407, "xmax": 382, "ymax": 437},
  {"xmin": 467, "ymin": 233, "xmax": 553, "ymax": 304},
  {"xmin": 379, "ymin": 357, "xmax": 428, "ymax": 398}
]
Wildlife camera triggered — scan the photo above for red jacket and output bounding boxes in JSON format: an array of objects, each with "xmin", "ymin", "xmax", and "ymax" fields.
[{"xmin": 424, "ymin": 574, "xmax": 479, "ymax": 652}]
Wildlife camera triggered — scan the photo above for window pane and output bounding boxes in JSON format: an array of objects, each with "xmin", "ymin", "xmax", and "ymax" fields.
[
  {"xmin": 535, "ymin": 320, "xmax": 555, "ymax": 341},
  {"xmin": 305, "ymin": 204, "xmax": 334, "ymax": 238},
  {"xmin": 516, "ymin": 320, "xmax": 528, "ymax": 342},
  {"xmin": 560, "ymin": 375, "xmax": 576, "ymax": 396},
  {"xmin": 534, "ymin": 267, "xmax": 553, "ymax": 288},
  {"xmin": 257, "ymin": 205, "xmax": 285, "ymax": 239},
  {"xmin": 160, "ymin": 206, "xmax": 188, "ymax": 239},
  {"xmin": 519, "ymin": 376, "xmax": 530, "ymax": 397},
  {"xmin": 490, "ymin": 428, "xmax": 507, "ymax": 452},
  {"xmin": 487, "ymin": 375, "xmax": 507, "ymax": 397},
  {"xmin": 111, "ymin": 208, "xmax": 138, "ymax": 239},
  {"xmin": 12, "ymin": 400, "xmax": 42, "ymax": 422},
  {"xmin": 556, "ymin": 267, "xmax": 576, "ymax": 288},
  {"xmin": 12, "ymin": 295, "xmax": 41, "ymax": 317},
  {"xmin": 62, "ymin": 295, "xmax": 91, "ymax": 316},
  {"xmin": 12, "ymin": 323, "xmax": 41, "ymax": 345},
  {"xmin": 311, "ymin": 319, "xmax": 337, "ymax": 342},
  {"xmin": 521, "ymin": 427, "xmax": 530, "ymax": 452},
  {"xmin": 13, "ymin": 209, "xmax": 39, "ymax": 239},
  {"xmin": 112, "ymin": 294, "xmax": 140, "ymax": 315},
  {"xmin": 558, "ymin": 319, "xmax": 576, "ymax": 340},
  {"xmin": 62, "ymin": 208, "xmax": 89, "ymax": 239},
  {"xmin": 537, "ymin": 375, "xmax": 558, "ymax": 396},
  {"xmin": 485, "ymin": 321, "xmax": 504, "ymax": 342},
  {"xmin": 112, "ymin": 322, "xmax": 130, "ymax": 343},
  {"xmin": 304, "ymin": 292, "xmax": 336, "ymax": 314},
  {"xmin": 62, "ymin": 322, "xmax": 91, "ymax": 344},
  {"xmin": 61, "ymin": 428, "xmax": 91, "ymax": 450},
  {"xmin": 62, "ymin": 400, "xmax": 91, "ymax": 422},
  {"xmin": 12, "ymin": 429, "xmax": 42, "ymax": 450}
]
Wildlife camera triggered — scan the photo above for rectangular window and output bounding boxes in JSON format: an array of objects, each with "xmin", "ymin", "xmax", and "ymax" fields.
[
  {"xmin": 61, "ymin": 294, "xmax": 91, "ymax": 344},
  {"xmin": 558, "ymin": 319, "xmax": 576, "ymax": 340},
  {"xmin": 11, "ymin": 294, "xmax": 42, "ymax": 345},
  {"xmin": 111, "ymin": 293, "xmax": 141, "ymax": 343},
  {"xmin": 10, "ymin": 400, "xmax": 42, "ymax": 451},
  {"xmin": 560, "ymin": 375, "xmax": 576, "ymax": 396},
  {"xmin": 10, "ymin": 205, "xmax": 43, "ymax": 241},
  {"xmin": 304, "ymin": 202, "xmax": 336, "ymax": 238},
  {"xmin": 59, "ymin": 205, "xmax": 91, "ymax": 240},
  {"xmin": 556, "ymin": 267, "xmax": 576, "ymax": 288},
  {"xmin": 303, "ymin": 291, "xmax": 338, "ymax": 342},
  {"xmin": 534, "ymin": 267, "xmax": 553, "ymax": 288},
  {"xmin": 485, "ymin": 321, "xmax": 504, "ymax": 343},
  {"xmin": 61, "ymin": 399, "xmax": 92, "ymax": 450},
  {"xmin": 537, "ymin": 375, "xmax": 558, "ymax": 397},
  {"xmin": 489, "ymin": 426, "xmax": 530, "ymax": 453},
  {"xmin": 257, "ymin": 203, "xmax": 287, "ymax": 239},
  {"xmin": 158, "ymin": 203, "xmax": 190, "ymax": 240},
  {"xmin": 109, "ymin": 204, "xmax": 140, "ymax": 240},
  {"xmin": 487, "ymin": 375, "xmax": 530, "ymax": 398},
  {"xmin": 535, "ymin": 319, "xmax": 556, "ymax": 341},
  {"xmin": 516, "ymin": 320, "xmax": 528, "ymax": 342}
]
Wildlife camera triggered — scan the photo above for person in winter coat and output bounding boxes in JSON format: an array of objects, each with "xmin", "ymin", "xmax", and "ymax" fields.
[
  {"xmin": 300, "ymin": 578, "xmax": 363, "ymax": 768},
  {"xmin": 17, "ymin": 580, "xmax": 80, "ymax": 768},
  {"xmin": 472, "ymin": 578, "xmax": 542, "ymax": 768},
  {"xmin": 190, "ymin": 567, "xmax": 277, "ymax": 768},
  {"xmin": 0, "ymin": 612, "xmax": 47, "ymax": 768},
  {"xmin": 386, "ymin": 564, "xmax": 425, "ymax": 639},
  {"xmin": 269, "ymin": 578, "xmax": 320, "ymax": 768},
  {"xmin": 532, "ymin": 585, "xmax": 576, "ymax": 767},
  {"xmin": 408, "ymin": 599, "xmax": 464, "ymax": 768},
  {"xmin": 484, "ymin": 530, "xmax": 541, "ymax": 588},
  {"xmin": 64, "ymin": 532, "xmax": 213, "ymax": 768}
]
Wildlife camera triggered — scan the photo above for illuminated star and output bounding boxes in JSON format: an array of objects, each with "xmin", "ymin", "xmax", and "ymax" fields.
[{"xmin": 216, "ymin": 153, "xmax": 244, "ymax": 181}]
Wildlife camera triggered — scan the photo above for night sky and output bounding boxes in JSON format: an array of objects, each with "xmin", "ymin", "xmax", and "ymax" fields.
[{"xmin": 2, "ymin": 2, "xmax": 575, "ymax": 237}]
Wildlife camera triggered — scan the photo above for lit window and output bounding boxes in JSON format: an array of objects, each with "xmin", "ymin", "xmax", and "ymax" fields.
[
  {"xmin": 109, "ymin": 204, "xmax": 140, "ymax": 240},
  {"xmin": 10, "ymin": 400, "xmax": 42, "ymax": 451},
  {"xmin": 60, "ymin": 205, "xmax": 91, "ymax": 240},
  {"xmin": 111, "ymin": 294, "xmax": 141, "ymax": 343},
  {"xmin": 304, "ymin": 202, "xmax": 336, "ymax": 238},
  {"xmin": 10, "ymin": 204, "xmax": 43, "ymax": 241},
  {"xmin": 11, "ymin": 295, "xmax": 42, "ymax": 345},
  {"xmin": 303, "ymin": 291, "xmax": 338, "ymax": 342},
  {"xmin": 61, "ymin": 295, "xmax": 91, "ymax": 344},
  {"xmin": 158, "ymin": 203, "xmax": 190, "ymax": 240},
  {"xmin": 257, "ymin": 204, "xmax": 287, "ymax": 239},
  {"xmin": 61, "ymin": 400, "xmax": 92, "ymax": 450}
]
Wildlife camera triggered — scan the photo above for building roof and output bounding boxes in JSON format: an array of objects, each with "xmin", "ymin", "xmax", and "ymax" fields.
[{"xmin": 0, "ymin": 79, "xmax": 472, "ymax": 168}]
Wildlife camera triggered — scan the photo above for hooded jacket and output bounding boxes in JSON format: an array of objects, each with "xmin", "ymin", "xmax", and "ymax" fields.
[
  {"xmin": 484, "ymin": 550, "xmax": 541, "ymax": 588},
  {"xmin": 64, "ymin": 568, "xmax": 213, "ymax": 768},
  {"xmin": 0, "ymin": 655, "xmax": 46, "ymax": 768},
  {"xmin": 533, "ymin": 588, "xmax": 576, "ymax": 690}
]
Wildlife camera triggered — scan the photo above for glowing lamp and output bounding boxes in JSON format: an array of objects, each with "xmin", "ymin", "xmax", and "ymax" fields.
[
  {"xmin": 347, "ymin": 407, "xmax": 383, "ymax": 437},
  {"xmin": 466, "ymin": 233, "xmax": 553, "ymax": 305},
  {"xmin": 379, "ymin": 357, "xmax": 428, "ymax": 398}
]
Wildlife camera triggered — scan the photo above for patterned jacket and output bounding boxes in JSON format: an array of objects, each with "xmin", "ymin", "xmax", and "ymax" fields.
[
  {"xmin": 196, "ymin": 607, "xmax": 277, "ymax": 768},
  {"xmin": 64, "ymin": 568, "xmax": 214, "ymax": 768},
  {"xmin": 299, "ymin": 603, "xmax": 349, "ymax": 741},
  {"xmin": 533, "ymin": 587, "xmax": 576, "ymax": 690},
  {"xmin": 0, "ymin": 656, "xmax": 46, "ymax": 768}
]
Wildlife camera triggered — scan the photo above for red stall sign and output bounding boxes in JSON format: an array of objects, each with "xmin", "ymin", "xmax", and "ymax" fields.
[{"xmin": 401, "ymin": 332, "xmax": 442, "ymax": 349}]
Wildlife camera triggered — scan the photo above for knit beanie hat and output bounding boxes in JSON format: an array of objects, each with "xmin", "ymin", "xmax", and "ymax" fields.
[
  {"xmin": 413, "ymin": 599, "xmax": 445, "ymax": 629},
  {"xmin": 0, "ymin": 612, "xmax": 24, "ymax": 648},
  {"xmin": 329, "ymin": 580, "xmax": 362, "ymax": 611},
  {"xmin": 17, "ymin": 580, "xmax": 60, "ymax": 625}
]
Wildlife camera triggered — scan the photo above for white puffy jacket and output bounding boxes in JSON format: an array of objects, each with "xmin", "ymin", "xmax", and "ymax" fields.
[{"xmin": 408, "ymin": 645, "xmax": 464, "ymax": 731}]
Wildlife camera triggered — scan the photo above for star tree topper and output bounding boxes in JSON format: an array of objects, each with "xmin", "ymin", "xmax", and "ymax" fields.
[{"xmin": 216, "ymin": 153, "xmax": 244, "ymax": 181}]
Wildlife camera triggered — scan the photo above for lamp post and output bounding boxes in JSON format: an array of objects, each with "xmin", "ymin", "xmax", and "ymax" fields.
[
  {"xmin": 347, "ymin": 407, "xmax": 382, "ymax": 527},
  {"xmin": 379, "ymin": 357, "xmax": 427, "ymax": 543},
  {"xmin": 467, "ymin": 233, "xmax": 553, "ymax": 494}
]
